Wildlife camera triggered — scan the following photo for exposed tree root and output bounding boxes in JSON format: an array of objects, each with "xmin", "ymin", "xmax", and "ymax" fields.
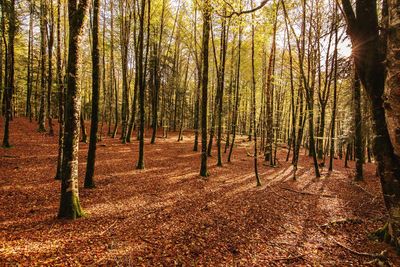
[
  {"xmin": 370, "ymin": 222, "xmax": 400, "ymax": 254},
  {"xmin": 351, "ymin": 181, "xmax": 378, "ymax": 201},
  {"xmin": 317, "ymin": 223, "xmax": 387, "ymax": 261}
]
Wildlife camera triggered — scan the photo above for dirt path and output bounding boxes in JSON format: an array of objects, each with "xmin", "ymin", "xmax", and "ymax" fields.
[{"xmin": 0, "ymin": 118, "xmax": 398, "ymax": 266}]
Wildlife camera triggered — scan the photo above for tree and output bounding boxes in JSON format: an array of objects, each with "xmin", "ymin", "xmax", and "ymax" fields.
[
  {"xmin": 84, "ymin": 0, "xmax": 100, "ymax": 188},
  {"xmin": 150, "ymin": 0, "xmax": 166, "ymax": 145},
  {"xmin": 353, "ymin": 71, "xmax": 363, "ymax": 180},
  {"xmin": 58, "ymin": 0, "xmax": 90, "ymax": 219},
  {"xmin": 227, "ymin": 23, "xmax": 242, "ymax": 163},
  {"xmin": 2, "ymin": 0, "xmax": 15, "ymax": 148},
  {"xmin": 341, "ymin": 0, "xmax": 400, "ymax": 248},
  {"xmin": 199, "ymin": 0, "xmax": 210, "ymax": 177},
  {"xmin": 55, "ymin": 0, "xmax": 65, "ymax": 180},
  {"xmin": 47, "ymin": 0, "xmax": 55, "ymax": 135},
  {"xmin": 329, "ymin": 3, "xmax": 338, "ymax": 172},
  {"xmin": 119, "ymin": 0, "xmax": 132, "ymax": 143},
  {"xmin": 216, "ymin": 15, "xmax": 228, "ymax": 166},
  {"xmin": 136, "ymin": 0, "xmax": 147, "ymax": 170},
  {"xmin": 26, "ymin": 0, "xmax": 34, "ymax": 121},
  {"xmin": 38, "ymin": 0, "xmax": 48, "ymax": 132},
  {"xmin": 385, "ymin": 0, "xmax": 400, "ymax": 164},
  {"xmin": 251, "ymin": 6, "xmax": 261, "ymax": 186}
]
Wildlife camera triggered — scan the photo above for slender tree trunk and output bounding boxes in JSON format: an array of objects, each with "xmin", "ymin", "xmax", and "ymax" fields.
[
  {"xmin": 227, "ymin": 26, "xmax": 242, "ymax": 163},
  {"xmin": 84, "ymin": 0, "xmax": 100, "ymax": 188},
  {"xmin": 26, "ymin": 0, "xmax": 34, "ymax": 120},
  {"xmin": 354, "ymin": 71, "xmax": 363, "ymax": 180},
  {"xmin": 265, "ymin": 6, "xmax": 278, "ymax": 165},
  {"xmin": 329, "ymin": 5, "xmax": 338, "ymax": 172},
  {"xmin": 2, "ymin": 0, "xmax": 15, "ymax": 148},
  {"xmin": 216, "ymin": 14, "xmax": 228, "ymax": 166},
  {"xmin": 199, "ymin": 0, "xmax": 210, "ymax": 177},
  {"xmin": 55, "ymin": 0, "xmax": 65, "ymax": 180},
  {"xmin": 193, "ymin": 7, "xmax": 200, "ymax": 152},
  {"xmin": 38, "ymin": 0, "xmax": 48, "ymax": 132},
  {"xmin": 119, "ymin": 0, "xmax": 131, "ymax": 143},
  {"xmin": 47, "ymin": 0, "xmax": 55, "ymax": 135},
  {"xmin": 136, "ymin": 0, "xmax": 147, "ymax": 169},
  {"xmin": 251, "ymin": 9, "xmax": 261, "ymax": 186}
]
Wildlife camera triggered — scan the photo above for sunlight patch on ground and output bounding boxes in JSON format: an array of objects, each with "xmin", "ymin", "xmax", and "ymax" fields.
[
  {"xmin": 168, "ymin": 171, "xmax": 199, "ymax": 183},
  {"xmin": 0, "ymin": 239, "xmax": 62, "ymax": 259},
  {"xmin": 107, "ymin": 167, "xmax": 166, "ymax": 177}
]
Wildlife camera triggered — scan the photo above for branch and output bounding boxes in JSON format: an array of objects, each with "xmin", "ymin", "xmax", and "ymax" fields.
[
  {"xmin": 280, "ymin": 186, "xmax": 336, "ymax": 198},
  {"xmin": 221, "ymin": 0, "xmax": 270, "ymax": 18}
]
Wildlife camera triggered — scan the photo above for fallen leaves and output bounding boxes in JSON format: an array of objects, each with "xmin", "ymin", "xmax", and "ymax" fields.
[{"xmin": 0, "ymin": 118, "xmax": 398, "ymax": 265}]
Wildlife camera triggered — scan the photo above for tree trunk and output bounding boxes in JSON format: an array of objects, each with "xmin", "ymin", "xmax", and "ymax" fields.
[
  {"xmin": 55, "ymin": 0, "xmax": 65, "ymax": 180},
  {"xmin": 385, "ymin": 0, "xmax": 400, "ymax": 160},
  {"xmin": 26, "ymin": 0, "xmax": 34, "ymax": 120},
  {"xmin": 84, "ymin": 0, "xmax": 100, "ymax": 188},
  {"xmin": 342, "ymin": 0, "xmax": 400, "ymax": 248},
  {"xmin": 216, "ymin": 13, "xmax": 228, "ymax": 166},
  {"xmin": 2, "ymin": 0, "xmax": 15, "ymax": 148},
  {"xmin": 47, "ymin": 0, "xmax": 55, "ymax": 136},
  {"xmin": 38, "ymin": 0, "xmax": 48, "ymax": 132},
  {"xmin": 354, "ymin": 71, "xmax": 363, "ymax": 180},
  {"xmin": 136, "ymin": 0, "xmax": 147, "ymax": 170},
  {"xmin": 199, "ymin": 0, "xmax": 210, "ymax": 177},
  {"xmin": 227, "ymin": 25, "xmax": 242, "ymax": 163},
  {"xmin": 251, "ymin": 8, "xmax": 261, "ymax": 186},
  {"xmin": 58, "ymin": 0, "xmax": 89, "ymax": 220}
]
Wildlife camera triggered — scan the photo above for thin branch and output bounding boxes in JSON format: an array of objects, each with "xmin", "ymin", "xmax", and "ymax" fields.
[{"xmin": 220, "ymin": 0, "xmax": 270, "ymax": 18}]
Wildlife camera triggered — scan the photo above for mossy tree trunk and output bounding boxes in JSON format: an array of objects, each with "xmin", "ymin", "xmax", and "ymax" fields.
[{"xmin": 58, "ymin": 0, "xmax": 89, "ymax": 220}]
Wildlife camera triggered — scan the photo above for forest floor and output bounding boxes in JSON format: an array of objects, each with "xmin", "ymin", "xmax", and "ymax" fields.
[{"xmin": 0, "ymin": 118, "xmax": 399, "ymax": 266}]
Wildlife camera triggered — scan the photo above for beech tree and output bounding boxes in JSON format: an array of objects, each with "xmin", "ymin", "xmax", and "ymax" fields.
[
  {"xmin": 58, "ymin": 0, "xmax": 89, "ymax": 219},
  {"xmin": 199, "ymin": 0, "xmax": 210, "ymax": 177},
  {"xmin": 1, "ymin": 0, "xmax": 15, "ymax": 148},
  {"xmin": 341, "ymin": 0, "xmax": 400, "ymax": 248},
  {"xmin": 84, "ymin": 0, "xmax": 100, "ymax": 188}
]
